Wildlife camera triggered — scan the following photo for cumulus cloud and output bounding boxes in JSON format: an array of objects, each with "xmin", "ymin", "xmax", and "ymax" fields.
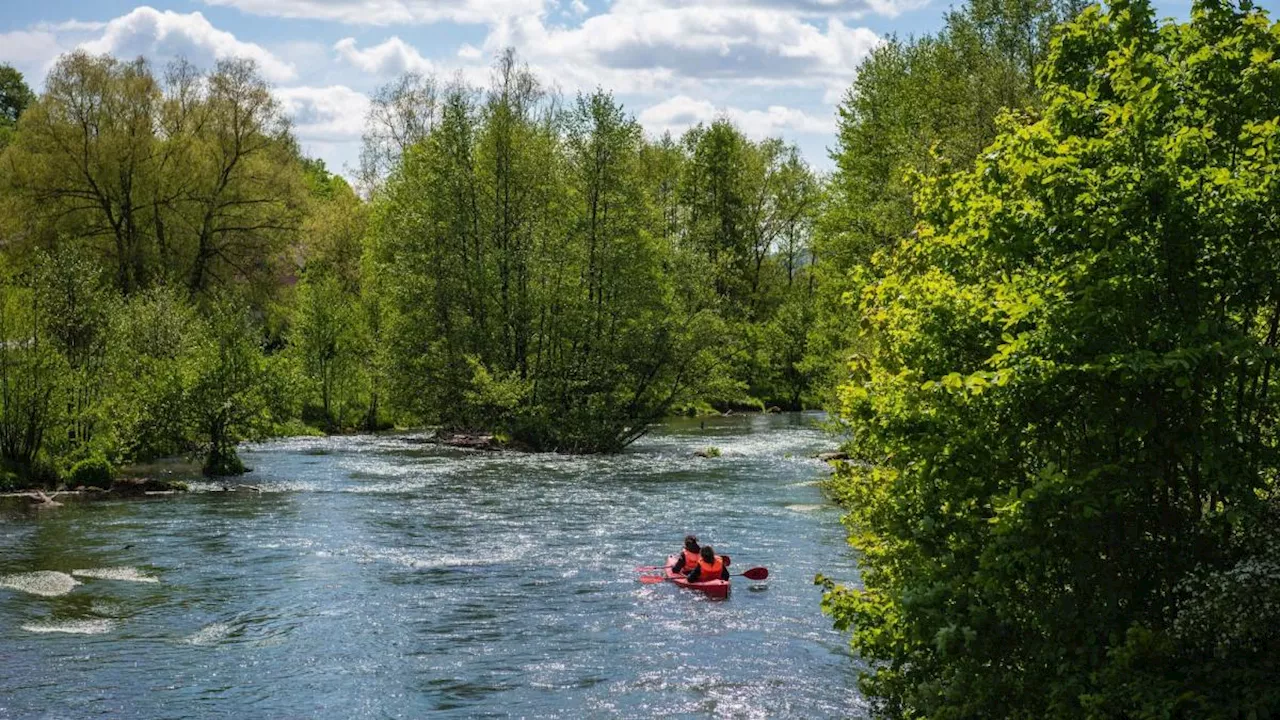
[
  {"xmin": 0, "ymin": 30, "xmax": 62, "ymax": 81},
  {"xmin": 274, "ymin": 85, "xmax": 370, "ymax": 142},
  {"xmin": 334, "ymin": 37, "xmax": 433, "ymax": 76},
  {"xmin": 623, "ymin": 0, "xmax": 929, "ymax": 19},
  {"xmin": 78, "ymin": 7, "xmax": 296, "ymax": 82},
  {"xmin": 484, "ymin": 7, "xmax": 881, "ymax": 93},
  {"xmin": 638, "ymin": 95, "xmax": 834, "ymax": 139},
  {"xmin": 201, "ymin": 0, "xmax": 543, "ymax": 25}
]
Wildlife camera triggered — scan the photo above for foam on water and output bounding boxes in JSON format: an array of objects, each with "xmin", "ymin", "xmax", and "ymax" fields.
[
  {"xmin": 184, "ymin": 622, "xmax": 233, "ymax": 646},
  {"xmin": 21, "ymin": 619, "xmax": 115, "ymax": 635},
  {"xmin": 72, "ymin": 567, "xmax": 159, "ymax": 583},
  {"xmin": 0, "ymin": 571, "xmax": 80, "ymax": 597}
]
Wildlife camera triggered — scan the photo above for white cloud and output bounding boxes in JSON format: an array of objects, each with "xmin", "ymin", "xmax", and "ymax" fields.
[
  {"xmin": 334, "ymin": 37, "xmax": 433, "ymax": 76},
  {"xmin": 201, "ymin": 0, "xmax": 543, "ymax": 25},
  {"xmin": 274, "ymin": 85, "xmax": 370, "ymax": 142},
  {"xmin": 622, "ymin": 0, "xmax": 928, "ymax": 19},
  {"xmin": 77, "ymin": 7, "xmax": 296, "ymax": 82},
  {"xmin": 484, "ymin": 7, "xmax": 881, "ymax": 94},
  {"xmin": 0, "ymin": 31, "xmax": 62, "ymax": 81},
  {"xmin": 33, "ymin": 20, "xmax": 109, "ymax": 33},
  {"xmin": 639, "ymin": 95, "xmax": 834, "ymax": 139}
]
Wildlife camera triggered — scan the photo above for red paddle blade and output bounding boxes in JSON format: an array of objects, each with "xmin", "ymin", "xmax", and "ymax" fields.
[
  {"xmin": 638, "ymin": 574, "xmax": 668, "ymax": 584},
  {"xmin": 740, "ymin": 567, "xmax": 769, "ymax": 580}
]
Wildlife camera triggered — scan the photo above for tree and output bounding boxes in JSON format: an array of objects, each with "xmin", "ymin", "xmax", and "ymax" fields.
[
  {"xmin": 358, "ymin": 72, "xmax": 440, "ymax": 194},
  {"xmin": 33, "ymin": 247, "xmax": 114, "ymax": 454},
  {"xmin": 821, "ymin": 1, "xmax": 1280, "ymax": 716},
  {"xmin": 372, "ymin": 54, "xmax": 735, "ymax": 450},
  {"xmin": 809, "ymin": 0, "xmax": 1082, "ymax": 404},
  {"xmin": 0, "ymin": 270, "xmax": 62, "ymax": 473},
  {"xmin": 0, "ymin": 64, "xmax": 34, "ymax": 147},
  {"xmin": 186, "ymin": 295, "xmax": 281, "ymax": 475},
  {"xmin": 104, "ymin": 286, "xmax": 200, "ymax": 463},
  {"xmin": 2, "ymin": 53, "xmax": 305, "ymax": 301},
  {"xmin": 291, "ymin": 272, "xmax": 359, "ymax": 429}
]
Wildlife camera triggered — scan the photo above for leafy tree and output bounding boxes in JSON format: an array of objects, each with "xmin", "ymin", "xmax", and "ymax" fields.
[
  {"xmin": 104, "ymin": 286, "xmax": 201, "ymax": 462},
  {"xmin": 291, "ymin": 272, "xmax": 360, "ymax": 429},
  {"xmin": 822, "ymin": 1, "xmax": 1280, "ymax": 716},
  {"xmin": 186, "ymin": 295, "xmax": 282, "ymax": 475},
  {"xmin": 2, "ymin": 53, "xmax": 305, "ymax": 300},
  {"xmin": 358, "ymin": 72, "xmax": 440, "ymax": 194},
  {"xmin": 33, "ymin": 247, "xmax": 114, "ymax": 455},
  {"xmin": 0, "ymin": 63, "xmax": 34, "ymax": 147},
  {"xmin": 810, "ymin": 0, "xmax": 1082, "ymax": 403},
  {"xmin": 0, "ymin": 272, "xmax": 62, "ymax": 472}
]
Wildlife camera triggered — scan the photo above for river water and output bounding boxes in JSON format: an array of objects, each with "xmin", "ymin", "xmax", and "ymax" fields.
[{"xmin": 0, "ymin": 413, "xmax": 864, "ymax": 719}]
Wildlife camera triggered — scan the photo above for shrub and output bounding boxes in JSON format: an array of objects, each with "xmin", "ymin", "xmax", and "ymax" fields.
[{"xmin": 69, "ymin": 457, "xmax": 114, "ymax": 489}]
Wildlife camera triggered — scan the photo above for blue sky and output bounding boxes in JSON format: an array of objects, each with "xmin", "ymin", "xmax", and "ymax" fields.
[{"xmin": 1, "ymin": 0, "xmax": 1272, "ymax": 177}]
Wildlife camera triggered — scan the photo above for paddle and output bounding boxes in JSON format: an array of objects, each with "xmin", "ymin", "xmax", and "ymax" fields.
[{"xmin": 637, "ymin": 567, "xmax": 769, "ymax": 583}]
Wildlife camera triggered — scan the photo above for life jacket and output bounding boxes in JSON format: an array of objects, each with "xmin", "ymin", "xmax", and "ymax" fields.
[
  {"xmin": 693, "ymin": 556, "xmax": 724, "ymax": 581},
  {"xmin": 680, "ymin": 549, "xmax": 701, "ymax": 570}
]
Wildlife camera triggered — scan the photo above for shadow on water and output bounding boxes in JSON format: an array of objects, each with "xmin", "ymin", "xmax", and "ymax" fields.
[{"xmin": 0, "ymin": 412, "xmax": 867, "ymax": 719}]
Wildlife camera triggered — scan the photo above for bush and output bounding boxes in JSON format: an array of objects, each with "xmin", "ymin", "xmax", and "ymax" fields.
[
  {"xmin": 69, "ymin": 457, "xmax": 114, "ymax": 489},
  {"xmin": 25, "ymin": 459, "xmax": 62, "ymax": 490}
]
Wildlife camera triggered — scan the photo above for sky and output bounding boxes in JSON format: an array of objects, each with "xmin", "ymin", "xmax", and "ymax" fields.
[{"xmin": 0, "ymin": 0, "xmax": 1271, "ymax": 178}]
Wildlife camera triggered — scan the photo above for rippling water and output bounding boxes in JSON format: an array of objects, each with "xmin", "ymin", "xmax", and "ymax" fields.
[{"xmin": 0, "ymin": 413, "xmax": 865, "ymax": 718}]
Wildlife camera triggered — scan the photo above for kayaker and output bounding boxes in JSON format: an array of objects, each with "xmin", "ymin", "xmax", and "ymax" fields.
[
  {"xmin": 671, "ymin": 535, "xmax": 701, "ymax": 574},
  {"xmin": 684, "ymin": 545, "xmax": 730, "ymax": 582}
]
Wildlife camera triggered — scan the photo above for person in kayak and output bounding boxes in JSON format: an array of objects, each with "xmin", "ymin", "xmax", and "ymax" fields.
[
  {"xmin": 671, "ymin": 535, "xmax": 701, "ymax": 574},
  {"xmin": 684, "ymin": 545, "xmax": 730, "ymax": 582}
]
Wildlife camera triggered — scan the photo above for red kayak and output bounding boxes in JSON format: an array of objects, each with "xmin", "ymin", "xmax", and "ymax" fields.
[{"xmin": 663, "ymin": 555, "xmax": 729, "ymax": 599}]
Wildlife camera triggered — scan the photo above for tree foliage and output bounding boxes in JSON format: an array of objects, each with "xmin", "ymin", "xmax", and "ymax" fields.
[
  {"xmin": 1, "ymin": 52, "xmax": 305, "ymax": 299},
  {"xmin": 370, "ymin": 54, "xmax": 821, "ymax": 450},
  {"xmin": 0, "ymin": 64, "xmax": 34, "ymax": 148},
  {"xmin": 821, "ymin": 1, "xmax": 1280, "ymax": 715}
]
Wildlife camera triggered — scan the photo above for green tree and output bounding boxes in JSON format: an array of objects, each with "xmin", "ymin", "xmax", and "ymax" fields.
[
  {"xmin": 33, "ymin": 247, "xmax": 114, "ymax": 455},
  {"xmin": 0, "ymin": 271, "xmax": 62, "ymax": 473},
  {"xmin": 186, "ymin": 295, "xmax": 281, "ymax": 475},
  {"xmin": 0, "ymin": 63, "xmax": 34, "ymax": 147},
  {"xmin": 104, "ymin": 286, "xmax": 201, "ymax": 462},
  {"xmin": 291, "ymin": 272, "xmax": 359, "ymax": 429},
  {"xmin": 810, "ymin": 0, "xmax": 1082, "ymax": 403},
  {"xmin": 2, "ymin": 53, "xmax": 305, "ymax": 301},
  {"xmin": 822, "ymin": 1, "xmax": 1280, "ymax": 716}
]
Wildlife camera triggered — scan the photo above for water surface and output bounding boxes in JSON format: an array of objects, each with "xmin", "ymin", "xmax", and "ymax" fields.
[{"xmin": 0, "ymin": 413, "xmax": 864, "ymax": 718}]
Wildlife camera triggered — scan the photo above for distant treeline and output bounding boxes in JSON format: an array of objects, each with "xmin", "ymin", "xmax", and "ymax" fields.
[{"xmin": 0, "ymin": 47, "xmax": 821, "ymax": 480}]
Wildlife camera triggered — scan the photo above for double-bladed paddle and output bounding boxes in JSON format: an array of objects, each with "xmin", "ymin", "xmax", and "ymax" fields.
[{"xmin": 638, "ymin": 566, "xmax": 769, "ymax": 583}]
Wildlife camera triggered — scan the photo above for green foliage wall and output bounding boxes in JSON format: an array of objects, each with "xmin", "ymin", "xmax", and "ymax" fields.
[{"xmin": 822, "ymin": 1, "xmax": 1280, "ymax": 715}]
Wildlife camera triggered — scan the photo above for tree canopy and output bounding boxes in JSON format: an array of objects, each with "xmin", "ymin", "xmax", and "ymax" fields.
[{"xmin": 819, "ymin": 0, "xmax": 1280, "ymax": 716}]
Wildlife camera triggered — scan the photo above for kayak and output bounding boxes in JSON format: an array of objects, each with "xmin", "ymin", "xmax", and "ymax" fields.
[{"xmin": 664, "ymin": 555, "xmax": 729, "ymax": 599}]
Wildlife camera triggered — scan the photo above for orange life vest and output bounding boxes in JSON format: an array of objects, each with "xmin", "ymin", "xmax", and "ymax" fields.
[
  {"xmin": 693, "ymin": 556, "xmax": 724, "ymax": 580},
  {"xmin": 680, "ymin": 549, "xmax": 701, "ymax": 570}
]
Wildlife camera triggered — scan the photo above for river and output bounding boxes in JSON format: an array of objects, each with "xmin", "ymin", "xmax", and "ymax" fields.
[{"xmin": 0, "ymin": 412, "xmax": 865, "ymax": 719}]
